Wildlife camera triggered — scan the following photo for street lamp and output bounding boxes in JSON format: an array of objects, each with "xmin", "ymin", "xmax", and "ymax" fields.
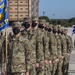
[
  {"xmin": 60, "ymin": 16, "xmax": 62, "ymax": 25},
  {"xmin": 43, "ymin": 11, "xmax": 45, "ymax": 16},
  {"xmin": 52, "ymin": 14, "xmax": 55, "ymax": 24},
  {"xmin": 53, "ymin": 14, "xmax": 55, "ymax": 19}
]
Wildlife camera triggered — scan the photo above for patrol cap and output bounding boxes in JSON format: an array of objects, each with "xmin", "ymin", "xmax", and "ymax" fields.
[
  {"xmin": 23, "ymin": 17, "xmax": 32, "ymax": 23},
  {"xmin": 45, "ymin": 22, "xmax": 49, "ymax": 27},
  {"xmin": 64, "ymin": 29, "xmax": 68, "ymax": 31},
  {"xmin": 64, "ymin": 29, "xmax": 68, "ymax": 34},
  {"xmin": 61, "ymin": 26, "xmax": 64, "ymax": 31},
  {"xmin": 46, "ymin": 22, "xmax": 49, "ymax": 25},
  {"xmin": 57, "ymin": 25, "xmax": 61, "ymax": 30},
  {"xmin": 39, "ymin": 19, "xmax": 46, "ymax": 24},
  {"xmin": 32, "ymin": 17, "xmax": 39, "ymax": 21},
  {"xmin": 25, "ymin": 19, "xmax": 32, "ymax": 23},
  {"xmin": 49, "ymin": 24, "xmax": 53, "ymax": 28},
  {"xmin": 23, "ymin": 17, "xmax": 30, "ymax": 21},
  {"xmin": 53, "ymin": 26, "xmax": 58, "ymax": 30},
  {"xmin": 13, "ymin": 21, "xmax": 21, "ymax": 28}
]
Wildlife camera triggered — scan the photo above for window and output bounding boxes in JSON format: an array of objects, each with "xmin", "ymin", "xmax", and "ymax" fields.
[
  {"xmin": 10, "ymin": 15, "xmax": 12, "ymax": 16},
  {"xmin": 20, "ymin": 8, "xmax": 23, "ymax": 10},
  {"xmin": 15, "ymin": 8, "xmax": 17, "ymax": 10},
  {"xmin": 26, "ymin": 15, "xmax": 28, "ymax": 16},
  {"xmin": 20, "ymin": 2, "xmax": 23, "ymax": 3},
  {"xmin": 10, "ymin": 2, "xmax": 12, "ymax": 3},
  {"xmin": 20, "ymin": 15, "xmax": 23, "ymax": 16},
  {"xmin": 10, "ymin": 8, "xmax": 12, "ymax": 10},
  {"xmin": 15, "ymin": 1, "xmax": 17, "ymax": 3},
  {"xmin": 26, "ymin": 8, "xmax": 28, "ymax": 10},
  {"xmin": 26, "ymin": 1, "xmax": 28, "ymax": 3},
  {"xmin": 15, "ymin": 15, "xmax": 17, "ymax": 16}
]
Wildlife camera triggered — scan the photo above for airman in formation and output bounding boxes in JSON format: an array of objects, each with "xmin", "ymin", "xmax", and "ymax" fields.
[{"xmin": 0, "ymin": 17, "xmax": 73, "ymax": 75}]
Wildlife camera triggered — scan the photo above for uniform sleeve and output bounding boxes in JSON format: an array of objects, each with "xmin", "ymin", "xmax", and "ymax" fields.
[
  {"xmin": 49, "ymin": 35, "xmax": 56, "ymax": 60},
  {"xmin": 61, "ymin": 37, "xmax": 67, "ymax": 56},
  {"xmin": 69, "ymin": 36, "xmax": 73, "ymax": 54},
  {"xmin": 54, "ymin": 37, "xmax": 58, "ymax": 58},
  {"xmin": 44, "ymin": 32, "xmax": 51, "ymax": 61},
  {"xmin": 1, "ymin": 40, "xmax": 6, "ymax": 71},
  {"xmin": 24, "ymin": 39, "xmax": 34, "ymax": 71},
  {"xmin": 67, "ymin": 36, "xmax": 71, "ymax": 53},
  {"xmin": 57, "ymin": 37, "xmax": 62, "ymax": 59},
  {"xmin": 36, "ymin": 29, "xmax": 44, "ymax": 64}
]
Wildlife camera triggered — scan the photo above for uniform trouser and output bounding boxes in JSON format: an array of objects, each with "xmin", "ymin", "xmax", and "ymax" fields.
[
  {"xmin": 36, "ymin": 67, "xmax": 44, "ymax": 75},
  {"xmin": 52, "ymin": 62, "xmax": 57, "ymax": 75},
  {"xmin": 67, "ymin": 55, "xmax": 70, "ymax": 71},
  {"xmin": 62, "ymin": 57, "xmax": 67, "ymax": 75},
  {"xmin": 36, "ymin": 62, "xmax": 44, "ymax": 75},
  {"xmin": 49, "ymin": 63, "xmax": 53, "ymax": 73},
  {"xmin": 65, "ymin": 55, "xmax": 70, "ymax": 75},
  {"xmin": 30, "ymin": 64, "xmax": 36, "ymax": 75},
  {"xmin": 57, "ymin": 59, "xmax": 63, "ymax": 75},
  {"xmin": 44, "ymin": 64, "xmax": 51, "ymax": 75}
]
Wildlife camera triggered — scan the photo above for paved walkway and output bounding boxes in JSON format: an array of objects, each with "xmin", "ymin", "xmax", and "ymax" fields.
[{"xmin": 68, "ymin": 48, "xmax": 75, "ymax": 75}]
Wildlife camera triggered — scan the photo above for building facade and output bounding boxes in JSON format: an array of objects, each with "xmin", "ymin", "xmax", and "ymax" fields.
[
  {"xmin": 8, "ymin": 0, "xmax": 39, "ymax": 21},
  {"xmin": 32, "ymin": 0, "xmax": 39, "ymax": 18}
]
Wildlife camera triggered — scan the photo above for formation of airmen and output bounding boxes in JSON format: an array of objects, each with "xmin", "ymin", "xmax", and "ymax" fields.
[{"xmin": 0, "ymin": 17, "xmax": 73, "ymax": 75}]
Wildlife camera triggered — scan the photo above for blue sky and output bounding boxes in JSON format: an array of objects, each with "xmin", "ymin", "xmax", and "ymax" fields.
[{"xmin": 39, "ymin": 0, "xmax": 75, "ymax": 19}]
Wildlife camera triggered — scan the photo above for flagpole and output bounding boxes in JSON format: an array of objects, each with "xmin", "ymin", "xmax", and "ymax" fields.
[
  {"xmin": 5, "ymin": 28, "xmax": 8, "ymax": 71},
  {"xmin": 5, "ymin": 0, "xmax": 8, "ymax": 71}
]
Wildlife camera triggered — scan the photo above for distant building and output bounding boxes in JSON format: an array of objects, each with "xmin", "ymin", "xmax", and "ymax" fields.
[{"xmin": 8, "ymin": 0, "xmax": 39, "ymax": 21}]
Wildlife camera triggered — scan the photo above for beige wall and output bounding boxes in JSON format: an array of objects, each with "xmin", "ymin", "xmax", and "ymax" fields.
[
  {"xmin": 9, "ymin": 6, "xmax": 28, "ymax": 12},
  {"xmin": 8, "ymin": 0, "xmax": 28, "ymax": 6},
  {"xmin": 8, "ymin": 0, "xmax": 39, "ymax": 21},
  {"xmin": 32, "ymin": 0, "xmax": 39, "ymax": 17},
  {"xmin": 9, "ymin": 12, "xmax": 28, "ymax": 21}
]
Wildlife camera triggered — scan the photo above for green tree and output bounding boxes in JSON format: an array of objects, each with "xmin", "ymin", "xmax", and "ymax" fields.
[
  {"xmin": 51, "ymin": 20, "xmax": 57, "ymax": 25},
  {"xmin": 68, "ymin": 17, "xmax": 75, "ymax": 25},
  {"xmin": 61, "ymin": 20, "xmax": 69, "ymax": 27},
  {"xmin": 39, "ymin": 16, "xmax": 50, "ymax": 22}
]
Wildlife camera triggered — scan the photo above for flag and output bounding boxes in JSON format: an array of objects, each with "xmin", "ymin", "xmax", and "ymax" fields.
[
  {"xmin": 72, "ymin": 26, "xmax": 75, "ymax": 35},
  {"xmin": 0, "ymin": 0, "xmax": 9, "ymax": 31}
]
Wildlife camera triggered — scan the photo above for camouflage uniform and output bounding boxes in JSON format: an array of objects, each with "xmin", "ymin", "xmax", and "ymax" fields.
[
  {"xmin": 57, "ymin": 35, "xmax": 63, "ymax": 75},
  {"xmin": 48, "ymin": 25, "xmax": 56, "ymax": 75},
  {"xmin": 67, "ymin": 35, "xmax": 73, "ymax": 54},
  {"xmin": 44, "ymin": 23, "xmax": 51, "ymax": 75},
  {"xmin": 0, "ymin": 32, "xmax": 5, "ymax": 68},
  {"xmin": 65, "ymin": 32, "xmax": 73, "ymax": 74},
  {"xmin": 52, "ymin": 26, "xmax": 58, "ymax": 75},
  {"xmin": 55, "ymin": 26, "xmax": 63, "ymax": 75},
  {"xmin": 21, "ymin": 18, "xmax": 31, "ymax": 39},
  {"xmin": 35, "ymin": 27, "xmax": 44, "ymax": 75},
  {"xmin": 28, "ymin": 29, "xmax": 37, "ymax": 75},
  {"xmin": 7, "ymin": 35, "xmax": 35, "ymax": 75},
  {"xmin": 22, "ymin": 18, "xmax": 37, "ymax": 75},
  {"xmin": 60, "ymin": 29, "xmax": 67, "ymax": 75},
  {"xmin": 2, "ymin": 22, "xmax": 35, "ymax": 75},
  {"xmin": 21, "ymin": 29, "xmax": 29, "ymax": 39},
  {"xmin": 47, "ymin": 29, "xmax": 53, "ymax": 74}
]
